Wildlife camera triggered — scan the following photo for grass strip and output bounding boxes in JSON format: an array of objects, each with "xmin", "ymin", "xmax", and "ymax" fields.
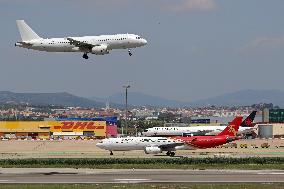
[{"xmin": 0, "ymin": 157, "xmax": 283, "ymax": 169}]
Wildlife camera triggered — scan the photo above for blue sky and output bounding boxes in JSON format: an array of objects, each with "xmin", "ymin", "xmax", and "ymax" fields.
[{"xmin": 1, "ymin": 0, "xmax": 284, "ymax": 102}]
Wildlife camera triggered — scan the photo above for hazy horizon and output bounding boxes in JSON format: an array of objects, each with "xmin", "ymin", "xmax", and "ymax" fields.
[{"xmin": 1, "ymin": 89, "xmax": 284, "ymax": 105}]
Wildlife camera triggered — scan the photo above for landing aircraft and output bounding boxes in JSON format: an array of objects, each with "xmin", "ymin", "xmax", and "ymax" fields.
[
  {"xmin": 142, "ymin": 111, "xmax": 257, "ymax": 137},
  {"xmin": 96, "ymin": 117, "xmax": 242, "ymax": 156},
  {"xmin": 15, "ymin": 20, "xmax": 147, "ymax": 59}
]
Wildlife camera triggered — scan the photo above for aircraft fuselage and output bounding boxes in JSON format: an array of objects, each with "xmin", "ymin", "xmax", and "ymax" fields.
[{"xmin": 16, "ymin": 34, "xmax": 147, "ymax": 53}]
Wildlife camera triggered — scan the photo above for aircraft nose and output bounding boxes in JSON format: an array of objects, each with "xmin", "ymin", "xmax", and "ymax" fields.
[
  {"xmin": 142, "ymin": 39, "xmax": 147, "ymax": 45},
  {"xmin": 96, "ymin": 142, "xmax": 104, "ymax": 149}
]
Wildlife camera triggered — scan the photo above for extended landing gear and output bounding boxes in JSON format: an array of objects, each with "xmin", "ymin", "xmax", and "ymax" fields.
[
  {"xmin": 128, "ymin": 49, "xmax": 132, "ymax": 56},
  {"xmin": 110, "ymin": 151, "xmax": 113, "ymax": 156},
  {"xmin": 166, "ymin": 151, "xmax": 175, "ymax": 157},
  {"xmin": 82, "ymin": 53, "xmax": 89, "ymax": 59}
]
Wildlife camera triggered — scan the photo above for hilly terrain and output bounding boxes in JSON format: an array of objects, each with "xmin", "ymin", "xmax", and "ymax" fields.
[
  {"xmin": 0, "ymin": 91, "xmax": 105, "ymax": 108},
  {"xmin": 191, "ymin": 89, "xmax": 284, "ymax": 107},
  {"xmin": 1, "ymin": 89, "xmax": 283, "ymax": 108},
  {"xmin": 91, "ymin": 89, "xmax": 284, "ymax": 108}
]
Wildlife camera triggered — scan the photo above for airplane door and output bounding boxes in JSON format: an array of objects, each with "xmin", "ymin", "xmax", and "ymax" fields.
[{"xmin": 135, "ymin": 138, "xmax": 139, "ymax": 147}]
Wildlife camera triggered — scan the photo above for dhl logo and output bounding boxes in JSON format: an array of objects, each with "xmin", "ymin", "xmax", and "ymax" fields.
[
  {"xmin": 53, "ymin": 121, "xmax": 105, "ymax": 130},
  {"xmin": 228, "ymin": 125, "xmax": 237, "ymax": 136}
]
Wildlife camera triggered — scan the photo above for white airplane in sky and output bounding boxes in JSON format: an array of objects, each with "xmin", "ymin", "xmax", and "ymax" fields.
[{"xmin": 15, "ymin": 20, "xmax": 147, "ymax": 59}]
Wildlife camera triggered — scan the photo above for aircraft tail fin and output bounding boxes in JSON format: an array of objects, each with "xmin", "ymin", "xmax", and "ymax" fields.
[
  {"xmin": 240, "ymin": 111, "xmax": 257, "ymax": 127},
  {"xmin": 217, "ymin": 116, "xmax": 243, "ymax": 137},
  {"xmin": 16, "ymin": 20, "xmax": 41, "ymax": 41}
]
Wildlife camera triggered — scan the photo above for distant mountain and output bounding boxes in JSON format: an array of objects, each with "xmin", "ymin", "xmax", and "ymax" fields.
[
  {"xmin": 0, "ymin": 91, "xmax": 105, "ymax": 108},
  {"xmin": 90, "ymin": 92, "xmax": 187, "ymax": 108},
  {"xmin": 91, "ymin": 89, "xmax": 284, "ymax": 108},
  {"xmin": 191, "ymin": 89, "xmax": 284, "ymax": 107},
  {"xmin": 1, "ymin": 89, "xmax": 283, "ymax": 108}
]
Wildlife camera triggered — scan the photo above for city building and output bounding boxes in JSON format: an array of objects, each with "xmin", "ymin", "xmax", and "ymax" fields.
[{"xmin": 262, "ymin": 108, "xmax": 284, "ymax": 123}]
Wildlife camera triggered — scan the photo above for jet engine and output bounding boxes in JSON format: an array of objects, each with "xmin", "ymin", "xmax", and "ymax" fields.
[
  {"xmin": 91, "ymin": 45, "xmax": 109, "ymax": 55},
  {"xmin": 144, "ymin": 146, "xmax": 162, "ymax": 154}
]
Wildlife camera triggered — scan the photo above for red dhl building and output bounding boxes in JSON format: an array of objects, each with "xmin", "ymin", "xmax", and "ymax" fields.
[{"xmin": 0, "ymin": 120, "xmax": 109, "ymax": 139}]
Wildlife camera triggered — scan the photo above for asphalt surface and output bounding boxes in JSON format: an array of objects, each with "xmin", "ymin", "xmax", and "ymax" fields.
[{"xmin": 0, "ymin": 168, "xmax": 284, "ymax": 183}]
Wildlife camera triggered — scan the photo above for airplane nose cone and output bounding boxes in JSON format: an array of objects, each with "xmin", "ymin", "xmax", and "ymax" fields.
[
  {"xmin": 96, "ymin": 142, "xmax": 103, "ymax": 149},
  {"xmin": 143, "ymin": 39, "xmax": 147, "ymax": 45}
]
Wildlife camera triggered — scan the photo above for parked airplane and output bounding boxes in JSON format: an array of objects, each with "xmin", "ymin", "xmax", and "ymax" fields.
[
  {"xmin": 172, "ymin": 117, "xmax": 243, "ymax": 150},
  {"xmin": 96, "ymin": 117, "xmax": 242, "ymax": 156},
  {"xmin": 142, "ymin": 111, "xmax": 256, "ymax": 137},
  {"xmin": 15, "ymin": 20, "xmax": 147, "ymax": 59}
]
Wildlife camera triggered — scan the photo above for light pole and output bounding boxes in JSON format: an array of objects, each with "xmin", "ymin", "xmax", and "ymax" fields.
[
  {"xmin": 134, "ymin": 124, "xmax": 138, "ymax": 137},
  {"xmin": 123, "ymin": 85, "xmax": 130, "ymax": 136}
]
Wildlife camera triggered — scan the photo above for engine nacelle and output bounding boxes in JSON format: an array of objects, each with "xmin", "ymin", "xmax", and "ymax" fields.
[
  {"xmin": 144, "ymin": 146, "xmax": 162, "ymax": 154},
  {"xmin": 91, "ymin": 45, "xmax": 109, "ymax": 55}
]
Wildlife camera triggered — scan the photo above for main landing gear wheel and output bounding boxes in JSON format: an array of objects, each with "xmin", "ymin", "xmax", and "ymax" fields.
[
  {"xmin": 110, "ymin": 151, "xmax": 113, "ymax": 156},
  {"xmin": 82, "ymin": 53, "xmax": 89, "ymax": 59},
  {"xmin": 128, "ymin": 49, "xmax": 132, "ymax": 56},
  {"xmin": 166, "ymin": 151, "xmax": 175, "ymax": 156}
]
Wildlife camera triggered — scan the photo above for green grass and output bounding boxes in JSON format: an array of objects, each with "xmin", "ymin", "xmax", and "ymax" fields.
[
  {"xmin": 0, "ymin": 183, "xmax": 283, "ymax": 189},
  {"xmin": 0, "ymin": 157, "xmax": 284, "ymax": 169}
]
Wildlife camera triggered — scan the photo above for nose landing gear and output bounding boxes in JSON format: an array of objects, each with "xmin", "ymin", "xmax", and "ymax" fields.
[
  {"xmin": 128, "ymin": 49, "xmax": 132, "ymax": 56},
  {"xmin": 82, "ymin": 53, "xmax": 89, "ymax": 59},
  {"xmin": 110, "ymin": 151, "xmax": 113, "ymax": 156}
]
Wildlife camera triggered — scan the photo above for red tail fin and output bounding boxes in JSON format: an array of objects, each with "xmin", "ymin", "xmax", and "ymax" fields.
[{"xmin": 217, "ymin": 116, "xmax": 243, "ymax": 136}]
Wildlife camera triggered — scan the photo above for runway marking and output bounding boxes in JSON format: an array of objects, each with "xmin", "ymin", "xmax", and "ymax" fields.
[
  {"xmin": 0, "ymin": 180, "xmax": 13, "ymax": 182},
  {"xmin": 257, "ymin": 172, "xmax": 284, "ymax": 175},
  {"xmin": 115, "ymin": 179, "xmax": 150, "ymax": 181},
  {"xmin": 114, "ymin": 179, "xmax": 151, "ymax": 183}
]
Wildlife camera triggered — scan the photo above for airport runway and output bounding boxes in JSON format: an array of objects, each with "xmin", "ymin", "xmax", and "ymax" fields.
[
  {"xmin": 1, "ymin": 140, "xmax": 284, "ymax": 159},
  {"xmin": 0, "ymin": 168, "xmax": 284, "ymax": 183}
]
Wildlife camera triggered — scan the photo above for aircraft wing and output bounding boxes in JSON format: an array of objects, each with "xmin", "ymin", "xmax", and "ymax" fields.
[
  {"xmin": 205, "ymin": 129, "xmax": 223, "ymax": 136},
  {"xmin": 158, "ymin": 142, "xmax": 184, "ymax": 150},
  {"xmin": 67, "ymin": 37, "xmax": 99, "ymax": 50}
]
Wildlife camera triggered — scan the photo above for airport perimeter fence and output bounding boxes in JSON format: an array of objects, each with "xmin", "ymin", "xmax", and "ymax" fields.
[{"xmin": 0, "ymin": 157, "xmax": 284, "ymax": 168}]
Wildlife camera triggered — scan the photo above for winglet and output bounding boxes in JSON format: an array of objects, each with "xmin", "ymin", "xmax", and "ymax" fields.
[
  {"xmin": 240, "ymin": 111, "xmax": 257, "ymax": 127},
  {"xmin": 217, "ymin": 116, "xmax": 243, "ymax": 137}
]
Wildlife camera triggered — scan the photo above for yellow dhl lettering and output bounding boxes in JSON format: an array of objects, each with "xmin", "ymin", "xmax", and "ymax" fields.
[{"xmin": 53, "ymin": 122, "xmax": 105, "ymax": 130}]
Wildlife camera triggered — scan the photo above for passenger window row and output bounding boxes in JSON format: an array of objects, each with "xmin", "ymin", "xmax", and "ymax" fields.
[
  {"xmin": 98, "ymin": 38, "xmax": 127, "ymax": 42},
  {"xmin": 46, "ymin": 38, "xmax": 128, "ymax": 44}
]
